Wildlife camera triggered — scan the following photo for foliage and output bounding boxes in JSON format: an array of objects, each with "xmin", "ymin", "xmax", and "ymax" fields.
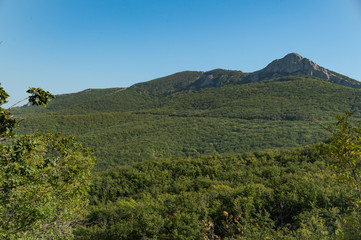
[
  {"xmin": 75, "ymin": 146, "xmax": 356, "ymax": 239},
  {"xmin": 7, "ymin": 72, "xmax": 361, "ymax": 239},
  {"xmin": 326, "ymin": 112, "xmax": 361, "ymax": 202},
  {"xmin": 324, "ymin": 112, "xmax": 361, "ymax": 239},
  {"xmin": 27, "ymin": 87, "xmax": 55, "ymax": 107},
  {"xmin": 0, "ymin": 85, "xmax": 95, "ymax": 239}
]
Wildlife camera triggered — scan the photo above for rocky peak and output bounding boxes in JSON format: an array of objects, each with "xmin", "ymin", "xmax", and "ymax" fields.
[
  {"xmin": 247, "ymin": 53, "xmax": 361, "ymax": 88},
  {"xmin": 282, "ymin": 52, "xmax": 303, "ymax": 62}
]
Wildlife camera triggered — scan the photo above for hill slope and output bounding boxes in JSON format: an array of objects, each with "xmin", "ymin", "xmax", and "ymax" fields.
[{"xmin": 13, "ymin": 53, "xmax": 361, "ymax": 169}]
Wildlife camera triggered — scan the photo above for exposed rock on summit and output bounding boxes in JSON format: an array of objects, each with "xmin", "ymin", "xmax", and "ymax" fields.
[
  {"xmin": 247, "ymin": 53, "xmax": 361, "ymax": 88},
  {"xmin": 190, "ymin": 69, "xmax": 245, "ymax": 89}
]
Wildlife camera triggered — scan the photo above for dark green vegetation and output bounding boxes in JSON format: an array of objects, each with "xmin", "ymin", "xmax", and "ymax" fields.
[
  {"xmin": 11, "ymin": 57, "xmax": 361, "ymax": 238},
  {"xmin": 327, "ymin": 112, "xmax": 361, "ymax": 204},
  {"xmin": 13, "ymin": 70, "xmax": 361, "ymax": 170},
  {"xmin": 0, "ymin": 86, "xmax": 95, "ymax": 239},
  {"xmin": 76, "ymin": 146, "xmax": 359, "ymax": 239}
]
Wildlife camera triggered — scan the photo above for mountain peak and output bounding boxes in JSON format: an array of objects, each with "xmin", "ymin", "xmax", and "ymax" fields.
[
  {"xmin": 264, "ymin": 53, "xmax": 320, "ymax": 74},
  {"xmin": 247, "ymin": 53, "xmax": 361, "ymax": 88},
  {"xmin": 283, "ymin": 52, "xmax": 303, "ymax": 61}
]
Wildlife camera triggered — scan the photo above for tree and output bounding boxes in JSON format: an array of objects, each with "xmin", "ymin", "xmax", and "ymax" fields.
[
  {"xmin": 0, "ymin": 85, "xmax": 95, "ymax": 239},
  {"xmin": 326, "ymin": 112, "xmax": 361, "ymax": 204},
  {"xmin": 326, "ymin": 112, "xmax": 361, "ymax": 239}
]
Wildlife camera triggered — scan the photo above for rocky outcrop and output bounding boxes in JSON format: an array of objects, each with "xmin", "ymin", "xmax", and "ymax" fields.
[
  {"xmin": 247, "ymin": 53, "xmax": 361, "ymax": 88},
  {"xmin": 190, "ymin": 69, "xmax": 245, "ymax": 89},
  {"xmin": 198, "ymin": 73, "xmax": 219, "ymax": 87}
]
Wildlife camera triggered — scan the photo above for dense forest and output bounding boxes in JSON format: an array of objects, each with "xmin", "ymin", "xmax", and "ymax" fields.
[
  {"xmin": 75, "ymin": 146, "xmax": 361, "ymax": 239},
  {"xmin": 9, "ymin": 67, "xmax": 361, "ymax": 239},
  {"xmin": 13, "ymin": 74, "xmax": 361, "ymax": 170}
]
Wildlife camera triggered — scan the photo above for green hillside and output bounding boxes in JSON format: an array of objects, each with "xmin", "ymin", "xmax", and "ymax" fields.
[
  {"xmin": 13, "ymin": 71, "xmax": 203, "ymax": 115},
  {"xmin": 13, "ymin": 71, "xmax": 361, "ymax": 170},
  {"xmin": 9, "ymin": 59, "xmax": 361, "ymax": 238}
]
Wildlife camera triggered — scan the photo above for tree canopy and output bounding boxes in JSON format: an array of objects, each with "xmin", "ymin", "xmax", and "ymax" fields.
[{"xmin": 0, "ymin": 85, "xmax": 95, "ymax": 239}]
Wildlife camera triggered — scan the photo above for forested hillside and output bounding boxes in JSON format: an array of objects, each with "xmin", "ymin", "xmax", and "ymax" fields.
[
  {"xmin": 11, "ymin": 53, "xmax": 361, "ymax": 238},
  {"xmin": 13, "ymin": 74, "xmax": 361, "ymax": 169}
]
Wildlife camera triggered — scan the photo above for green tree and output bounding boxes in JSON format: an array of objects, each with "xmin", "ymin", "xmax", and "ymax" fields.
[
  {"xmin": 326, "ymin": 112, "xmax": 361, "ymax": 239},
  {"xmin": 326, "ymin": 112, "xmax": 361, "ymax": 204},
  {"xmin": 0, "ymin": 85, "xmax": 95, "ymax": 239}
]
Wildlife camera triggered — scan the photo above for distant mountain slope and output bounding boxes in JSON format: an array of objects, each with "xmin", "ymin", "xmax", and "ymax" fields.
[
  {"xmin": 13, "ymin": 88, "xmax": 125, "ymax": 115},
  {"xmin": 14, "ymin": 78, "xmax": 361, "ymax": 170},
  {"xmin": 13, "ymin": 53, "xmax": 361, "ymax": 169},
  {"xmin": 13, "ymin": 71, "xmax": 203, "ymax": 115}
]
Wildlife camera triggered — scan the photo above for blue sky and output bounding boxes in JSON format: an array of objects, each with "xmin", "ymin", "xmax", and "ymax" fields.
[{"xmin": 1, "ymin": 0, "xmax": 361, "ymax": 106}]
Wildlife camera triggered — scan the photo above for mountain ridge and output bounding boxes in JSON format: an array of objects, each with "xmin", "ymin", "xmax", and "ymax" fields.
[
  {"xmin": 137, "ymin": 52, "xmax": 360, "ymax": 92},
  {"xmin": 14, "ymin": 53, "xmax": 361, "ymax": 111}
]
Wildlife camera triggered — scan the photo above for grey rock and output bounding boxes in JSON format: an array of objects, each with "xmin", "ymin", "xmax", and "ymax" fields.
[
  {"xmin": 199, "ymin": 74, "xmax": 216, "ymax": 87},
  {"xmin": 247, "ymin": 53, "xmax": 361, "ymax": 88}
]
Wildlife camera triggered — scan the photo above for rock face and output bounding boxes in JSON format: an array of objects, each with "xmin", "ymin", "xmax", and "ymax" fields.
[
  {"xmin": 247, "ymin": 53, "xmax": 361, "ymax": 88},
  {"xmin": 198, "ymin": 73, "xmax": 218, "ymax": 87},
  {"xmin": 190, "ymin": 69, "xmax": 245, "ymax": 89}
]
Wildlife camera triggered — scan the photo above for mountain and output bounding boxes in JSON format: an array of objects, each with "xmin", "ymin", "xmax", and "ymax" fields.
[
  {"xmin": 185, "ymin": 53, "xmax": 360, "ymax": 89},
  {"xmin": 246, "ymin": 53, "xmax": 361, "ymax": 87},
  {"xmin": 13, "ymin": 53, "xmax": 361, "ymax": 169}
]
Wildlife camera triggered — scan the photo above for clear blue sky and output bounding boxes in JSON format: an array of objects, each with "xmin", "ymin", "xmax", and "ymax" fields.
[{"xmin": 1, "ymin": 0, "xmax": 361, "ymax": 106}]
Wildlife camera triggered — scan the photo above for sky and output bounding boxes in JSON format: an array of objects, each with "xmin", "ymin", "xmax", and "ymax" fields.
[{"xmin": 0, "ymin": 0, "xmax": 361, "ymax": 106}]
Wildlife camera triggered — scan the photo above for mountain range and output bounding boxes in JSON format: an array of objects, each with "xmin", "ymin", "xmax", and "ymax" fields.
[{"xmin": 13, "ymin": 53, "xmax": 361, "ymax": 170}]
